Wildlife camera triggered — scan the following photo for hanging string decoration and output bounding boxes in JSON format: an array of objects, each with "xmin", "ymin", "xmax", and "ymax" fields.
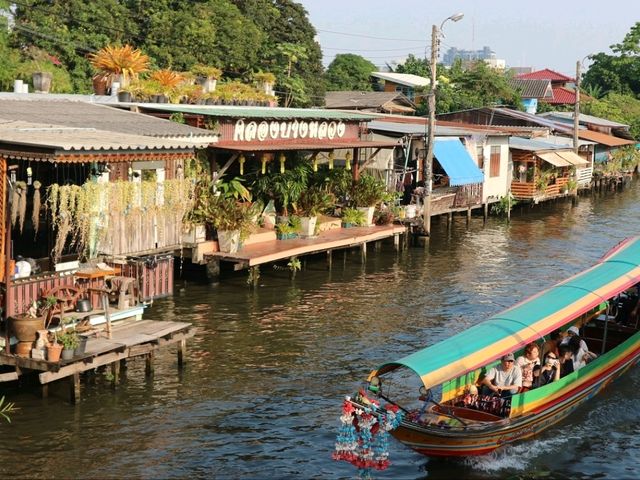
[
  {"xmin": 333, "ymin": 391, "xmax": 404, "ymax": 477},
  {"xmin": 328, "ymin": 151, "xmax": 335, "ymax": 170},
  {"xmin": 239, "ymin": 154, "xmax": 246, "ymax": 175},
  {"xmin": 345, "ymin": 151, "xmax": 352, "ymax": 171},
  {"xmin": 10, "ymin": 181, "xmax": 20, "ymax": 228},
  {"xmin": 32, "ymin": 180, "xmax": 42, "ymax": 236},
  {"xmin": 279, "ymin": 153, "xmax": 286, "ymax": 173}
]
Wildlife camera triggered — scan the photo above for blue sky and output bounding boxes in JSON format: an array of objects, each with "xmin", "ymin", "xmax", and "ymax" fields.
[{"xmin": 299, "ymin": 0, "xmax": 638, "ymax": 76}]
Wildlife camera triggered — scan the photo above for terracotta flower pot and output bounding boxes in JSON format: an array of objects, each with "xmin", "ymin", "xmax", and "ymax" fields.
[
  {"xmin": 47, "ymin": 343, "xmax": 63, "ymax": 362},
  {"xmin": 10, "ymin": 315, "xmax": 45, "ymax": 343}
]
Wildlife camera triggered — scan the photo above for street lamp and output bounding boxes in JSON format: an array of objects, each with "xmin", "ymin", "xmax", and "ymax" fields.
[
  {"xmin": 573, "ymin": 54, "xmax": 592, "ymax": 154},
  {"xmin": 423, "ymin": 12, "xmax": 464, "ymax": 236}
]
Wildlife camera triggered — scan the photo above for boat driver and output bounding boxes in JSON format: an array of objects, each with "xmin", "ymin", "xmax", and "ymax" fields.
[{"xmin": 480, "ymin": 353, "xmax": 522, "ymax": 397}]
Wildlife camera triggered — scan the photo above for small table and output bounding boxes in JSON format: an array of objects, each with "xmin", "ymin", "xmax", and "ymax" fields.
[{"xmin": 75, "ymin": 267, "xmax": 121, "ymax": 309}]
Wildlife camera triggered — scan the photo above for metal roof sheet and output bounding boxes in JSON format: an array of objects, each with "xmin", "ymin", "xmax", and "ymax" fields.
[
  {"xmin": 140, "ymin": 104, "xmax": 376, "ymax": 121},
  {"xmin": 0, "ymin": 119, "xmax": 205, "ymax": 152},
  {"xmin": 367, "ymin": 120, "xmax": 498, "ymax": 137},
  {"xmin": 324, "ymin": 91, "xmax": 416, "ymax": 110},
  {"xmin": 370, "ymin": 71, "xmax": 430, "ymax": 87},
  {"xmin": 506, "ymin": 78, "xmax": 553, "ymax": 99},
  {"xmin": 0, "ymin": 96, "xmax": 217, "ymax": 140},
  {"xmin": 577, "ymin": 129, "xmax": 636, "ymax": 147},
  {"xmin": 539, "ymin": 111, "xmax": 630, "ymax": 129},
  {"xmin": 509, "ymin": 136, "xmax": 567, "ymax": 152}
]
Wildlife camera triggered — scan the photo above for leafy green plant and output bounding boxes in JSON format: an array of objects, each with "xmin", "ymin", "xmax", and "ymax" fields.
[
  {"xmin": 58, "ymin": 330, "xmax": 80, "ymax": 350},
  {"xmin": 190, "ymin": 64, "xmax": 222, "ymax": 80},
  {"xmin": 298, "ymin": 186, "xmax": 334, "ymax": 217},
  {"xmin": 341, "ymin": 207, "xmax": 366, "ymax": 226},
  {"xmin": 288, "ymin": 257, "xmax": 301, "ymax": 272},
  {"xmin": 491, "ymin": 194, "xmax": 518, "ymax": 216},
  {"xmin": 0, "ymin": 396, "xmax": 16, "ymax": 424},
  {"xmin": 216, "ymin": 176, "xmax": 252, "ymax": 202},
  {"xmin": 351, "ymin": 174, "xmax": 388, "ymax": 207}
]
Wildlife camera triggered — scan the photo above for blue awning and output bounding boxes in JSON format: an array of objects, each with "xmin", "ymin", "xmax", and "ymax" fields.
[{"xmin": 433, "ymin": 139, "xmax": 484, "ymax": 186}]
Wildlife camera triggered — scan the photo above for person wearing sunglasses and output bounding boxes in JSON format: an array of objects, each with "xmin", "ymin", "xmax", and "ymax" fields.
[
  {"xmin": 480, "ymin": 353, "xmax": 522, "ymax": 397},
  {"xmin": 535, "ymin": 352, "xmax": 561, "ymax": 387}
]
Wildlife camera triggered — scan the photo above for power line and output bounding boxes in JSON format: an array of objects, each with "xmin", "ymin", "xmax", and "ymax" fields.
[
  {"xmin": 316, "ymin": 28, "xmax": 425, "ymax": 42},
  {"xmin": 322, "ymin": 45, "xmax": 427, "ymax": 52}
]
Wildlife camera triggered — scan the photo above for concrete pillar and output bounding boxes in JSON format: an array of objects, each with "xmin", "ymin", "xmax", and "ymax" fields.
[{"xmin": 205, "ymin": 258, "xmax": 220, "ymax": 282}]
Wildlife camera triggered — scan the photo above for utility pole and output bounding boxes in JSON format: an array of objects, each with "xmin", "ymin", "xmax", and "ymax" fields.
[
  {"xmin": 423, "ymin": 23, "xmax": 439, "ymax": 237},
  {"xmin": 573, "ymin": 59, "xmax": 580, "ymax": 154},
  {"xmin": 422, "ymin": 13, "xmax": 463, "ymax": 237}
]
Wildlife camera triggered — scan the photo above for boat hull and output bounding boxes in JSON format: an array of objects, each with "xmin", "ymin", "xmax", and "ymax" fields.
[{"xmin": 392, "ymin": 333, "xmax": 640, "ymax": 457}]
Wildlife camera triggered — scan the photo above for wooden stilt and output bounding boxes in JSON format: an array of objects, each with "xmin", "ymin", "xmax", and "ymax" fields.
[
  {"xmin": 394, "ymin": 234, "xmax": 399, "ymax": 252},
  {"xmin": 41, "ymin": 383, "xmax": 49, "ymax": 398},
  {"xmin": 343, "ymin": 250, "xmax": 347, "ymax": 269},
  {"xmin": 177, "ymin": 339, "xmax": 186, "ymax": 368},
  {"xmin": 361, "ymin": 242, "xmax": 367, "ymax": 262},
  {"xmin": 466, "ymin": 208, "xmax": 472, "ymax": 227},
  {"xmin": 251, "ymin": 266, "xmax": 259, "ymax": 287},
  {"xmin": 375, "ymin": 241, "xmax": 382, "ymax": 252},
  {"xmin": 483, "ymin": 202, "xmax": 489, "ymax": 224},
  {"xmin": 327, "ymin": 249, "xmax": 333, "ymax": 270},
  {"xmin": 145, "ymin": 352, "xmax": 154, "ymax": 377},
  {"xmin": 110, "ymin": 360, "xmax": 120, "ymax": 386},
  {"xmin": 69, "ymin": 372, "xmax": 80, "ymax": 404}
]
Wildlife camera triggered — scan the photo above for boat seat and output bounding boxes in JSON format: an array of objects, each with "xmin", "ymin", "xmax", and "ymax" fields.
[{"xmin": 434, "ymin": 404, "xmax": 503, "ymax": 422}]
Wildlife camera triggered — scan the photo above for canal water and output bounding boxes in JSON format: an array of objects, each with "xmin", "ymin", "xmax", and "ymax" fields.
[{"xmin": 2, "ymin": 181, "xmax": 640, "ymax": 479}]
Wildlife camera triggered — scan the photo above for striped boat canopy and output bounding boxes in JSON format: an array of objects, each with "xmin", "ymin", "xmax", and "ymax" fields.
[{"xmin": 371, "ymin": 237, "xmax": 640, "ymax": 389}]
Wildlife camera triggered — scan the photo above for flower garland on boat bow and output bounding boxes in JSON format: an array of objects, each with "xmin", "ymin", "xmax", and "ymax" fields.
[{"xmin": 333, "ymin": 389, "xmax": 403, "ymax": 477}]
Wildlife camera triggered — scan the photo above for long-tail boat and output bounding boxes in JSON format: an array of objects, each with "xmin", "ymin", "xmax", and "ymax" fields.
[{"xmin": 334, "ymin": 237, "xmax": 640, "ymax": 473}]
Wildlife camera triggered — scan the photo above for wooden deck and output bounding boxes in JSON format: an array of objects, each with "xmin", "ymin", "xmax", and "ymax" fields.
[
  {"xmin": 0, "ymin": 319, "xmax": 195, "ymax": 402},
  {"xmin": 206, "ymin": 224, "xmax": 407, "ymax": 267}
]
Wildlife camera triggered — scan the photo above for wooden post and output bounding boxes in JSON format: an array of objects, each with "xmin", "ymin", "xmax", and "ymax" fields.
[
  {"xmin": 177, "ymin": 338, "xmax": 186, "ymax": 368},
  {"xmin": 251, "ymin": 266, "xmax": 259, "ymax": 287},
  {"xmin": 41, "ymin": 383, "xmax": 49, "ymax": 399},
  {"xmin": 111, "ymin": 360, "xmax": 120, "ymax": 386},
  {"xmin": 483, "ymin": 202, "xmax": 489, "ymax": 224},
  {"xmin": 326, "ymin": 249, "xmax": 332, "ymax": 270},
  {"xmin": 206, "ymin": 258, "xmax": 220, "ymax": 282},
  {"xmin": 466, "ymin": 208, "xmax": 472, "ymax": 227},
  {"xmin": 343, "ymin": 249, "xmax": 347, "ymax": 269},
  {"xmin": 101, "ymin": 293, "xmax": 112, "ymax": 339},
  {"xmin": 361, "ymin": 242, "xmax": 367, "ymax": 262},
  {"xmin": 447, "ymin": 212, "xmax": 453, "ymax": 229},
  {"xmin": 145, "ymin": 352, "xmax": 154, "ymax": 377},
  {"xmin": 394, "ymin": 234, "xmax": 400, "ymax": 252},
  {"xmin": 69, "ymin": 372, "xmax": 81, "ymax": 404}
]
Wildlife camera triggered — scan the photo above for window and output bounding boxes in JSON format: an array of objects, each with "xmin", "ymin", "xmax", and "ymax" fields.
[
  {"xmin": 490, "ymin": 146, "xmax": 501, "ymax": 178},
  {"xmin": 476, "ymin": 146, "xmax": 485, "ymax": 170}
]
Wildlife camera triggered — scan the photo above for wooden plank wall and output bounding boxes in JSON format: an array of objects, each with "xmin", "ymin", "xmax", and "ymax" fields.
[
  {"xmin": 99, "ymin": 211, "xmax": 182, "ymax": 256},
  {"xmin": 108, "ymin": 256, "xmax": 174, "ymax": 301},
  {"xmin": 6, "ymin": 274, "xmax": 76, "ymax": 317},
  {"xmin": 0, "ymin": 156, "xmax": 5, "ymax": 282}
]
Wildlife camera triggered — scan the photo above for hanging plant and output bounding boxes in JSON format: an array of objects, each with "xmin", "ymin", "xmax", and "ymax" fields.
[
  {"xmin": 32, "ymin": 180, "xmax": 42, "ymax": 236},
  {"xmin": 15, "ymin": 181, "xmax": 28, "ymax": 233},
  {"xmin": 10, "ymin": 182, "xmax": 20, "ymax": 228}
]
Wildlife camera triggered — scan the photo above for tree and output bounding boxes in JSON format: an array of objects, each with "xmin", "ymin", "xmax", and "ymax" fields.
[
  {"xmin": 582, "ymin": 22, "xmax": 640, "ymax": 98},
  {"xmin": 393, "ymin": 54, "xmax": 429, "ymax": 77},
  {"xmin": 325, "ymin": 54, "xmax": 376, "ymax": 91}
]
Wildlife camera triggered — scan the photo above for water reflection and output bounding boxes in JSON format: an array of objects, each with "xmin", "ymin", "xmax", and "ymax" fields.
[{"xmin": 0, "ymin": 183, "xmax": 639, "ymax": 479}]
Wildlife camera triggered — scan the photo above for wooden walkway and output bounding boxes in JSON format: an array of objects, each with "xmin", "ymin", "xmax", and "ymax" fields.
[
  {"xmin": 206, "ymin": 224, "xmax": 407, "ymax": 268},
  {"xmin": 0, "ymin": 319, "xmax": 195, "ymax": 403}
]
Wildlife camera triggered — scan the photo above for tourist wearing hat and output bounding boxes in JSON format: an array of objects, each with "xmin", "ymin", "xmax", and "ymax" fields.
[
  {"xmin": 480, "ymin": 353, "xmax": 522, "ymax": 397},
  {"xmin": 560, "ymin": 325, "xmax": 589, "ymax": 352}
]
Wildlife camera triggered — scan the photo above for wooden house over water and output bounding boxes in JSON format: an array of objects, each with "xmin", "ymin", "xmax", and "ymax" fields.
[{"xmin": 325, "ymin": 91, "xmax": 417, "ymax": 115}]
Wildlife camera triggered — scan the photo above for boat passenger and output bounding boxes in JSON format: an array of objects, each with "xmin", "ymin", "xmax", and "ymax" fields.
[
  {"xmin": 541, "ymin": 329, "xmax": 563, "ymax": 360},
  {"xmin": 515, "ymin": 343, "xmax": 540, "ymax": 391},
  {"xmin": 531, "ymin": 365, "xmax": 542, "ymax": 388},
  {"xmin": 560, "ymin": 326, "xmax": 588, "ymax": 351},
  {"xmin": 558, "ymin": 344, "xmax": 574, "ymax": 377},
  {"xmin": 480, "ymin": 353, "xmax": 522, "ymax": 397},
  {"xmin": 568, "ymin": 334, "xmax": 597, "ymax": 370},
  {"xmin": 536, "ymin": 353, "xmax": 560, "ymax": 386}
]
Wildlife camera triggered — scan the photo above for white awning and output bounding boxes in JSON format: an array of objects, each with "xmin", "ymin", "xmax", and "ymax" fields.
[
  {"xmin": 556, "ymin": 151, "xmax": 589, "ymax": 166},
  {"xmin": 537, "ymin": 152, "xmax": 573, "ymax": 167}
]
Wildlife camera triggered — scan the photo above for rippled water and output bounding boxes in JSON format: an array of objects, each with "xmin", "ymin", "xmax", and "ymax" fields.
[{"xmin": 2, "ymin": 182, "xmax": 640, "ymax": 479}]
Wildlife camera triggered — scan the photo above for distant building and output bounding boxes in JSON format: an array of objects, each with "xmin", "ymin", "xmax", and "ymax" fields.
[
  {"xmin": 370, "ymin": 72, "xmax": 430, "ymax": 102},
  {"xmin": 325, "ymin": 91, "xmax": 416, "ymax": 115},
  {"xmin": 442, "ymin": 46, "xmax": 504, "ymax": 69},
  {"xmin": 516, "ymin": 69, "xmax": 581, "ymax": 107}
]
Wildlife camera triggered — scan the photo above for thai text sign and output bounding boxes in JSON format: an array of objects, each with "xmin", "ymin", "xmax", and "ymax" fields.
[{"xmin": 231, "ymin": 119, "xmax": 357, "ymax": 143}]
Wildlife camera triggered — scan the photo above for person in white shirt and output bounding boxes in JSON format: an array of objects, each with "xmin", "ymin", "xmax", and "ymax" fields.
[
  {"xmin": 515, "ymin": 343, "xmax": 540, "ymax": 391},
  {"xmin": 481, "ymin": 353, "xmax": 522, "ymax": 397}
]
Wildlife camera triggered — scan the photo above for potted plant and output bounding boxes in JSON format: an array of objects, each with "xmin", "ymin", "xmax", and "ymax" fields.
[
  {"xmin": 253, "ymin": 71, "xmax": 276, "ymax": 95},
  {"xmin": 351, "ymin": 174, "xmax": 388, "ymax": 226},
  {"xmin": 149, "ymin": 69, "xmax": 186, "ymax": 103},
  {"xmin": 58, "ymin": 330, "xmax": 80, "ymax": 360},
  {"xmin": 341, "ymin": 207, "xmax": 366, "ymax": 228},
  {"xmin": 9, "ymin": 295, "xmax": 58, "ymax": 347},
  {"xmin": 88, "ymin": 44, "xmax": 150, "ymax": 92},
  {"xmin": 47, "ymin": 332, "xmax": 63, "ymax": 362},
  {"xmin": 275, "ymin": 216, "xmax": 301, "ymax": 240},
  {"xmin": 297, "ymin": 186, "xmax": 334, "ymax": 237},
  {"xmin": 191, "ymin": 64, "xmax": 222, "ymax": 93},
  {"xmin": 207, "ymin": 196, "xmax": 254, "ymax": 253}
]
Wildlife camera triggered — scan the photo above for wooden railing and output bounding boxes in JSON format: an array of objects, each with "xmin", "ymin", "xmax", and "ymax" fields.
[
  {"xmin": 2, "ymin": 273, "xmax": 76, "ymax": 317},
  {"xmin": 511, "ymin": 180, "xmax": 568, "ymax": 200}
]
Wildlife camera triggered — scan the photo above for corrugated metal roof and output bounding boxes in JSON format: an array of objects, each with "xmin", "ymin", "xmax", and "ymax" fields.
[
  {"xmin": 509, "ymin": 136, "xmax": 567, "ymax": 152},
  {"xmin": 544, "ymin": 86, "xmax": 577, "ymax": 105},
  {"xmin": 539, "ymin": 111, "xmax": 630, "ymax": 128},
  {"xmin": 140, "ymin": 104, "xmax": 376, "ymax": 121},
  {"xmin": 506, "ymin": 78, "xmax": 552, "ymax": 99},
  {"xmin": 367, "ymin": 120, "xmax": 491, "ymax": 137},
  {"xmin": 370, "ymin": 71, "xmax": 430, "ymax": 87},
  {"xmin": 0, "ymin": 119, "xmax": 205, "ymax": 152},
  {"xmin": 577, "ymin": 129, "xmax": 636, "ymax": 147},
  {"xmin": 540, "ymin": 134, "xmax": 596, "ymax": 147},
  {"xmin": 0, "ymin": 96, "xmax": 217, "ymax": 140},
  {"xmin": 516, "ymin": 68, "xmax": 574, "ymax": 82},
  {"xmin": 325, "ymin": 91, "xmax": 416, "ymax": 111}
]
